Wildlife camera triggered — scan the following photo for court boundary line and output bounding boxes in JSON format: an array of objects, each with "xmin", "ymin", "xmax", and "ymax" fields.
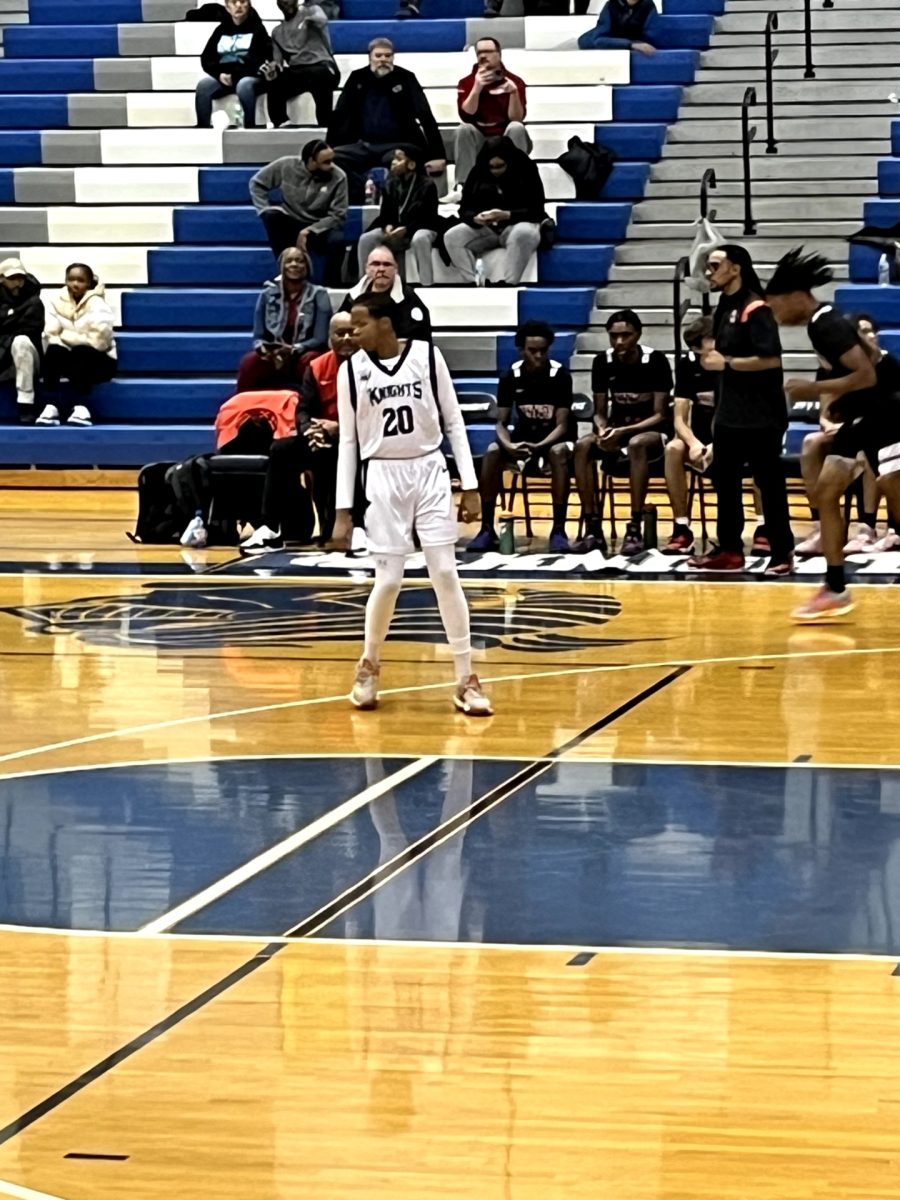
[
  {"xmin": 3, "ymin": 641, "xmax": 900, "ymax": 770},
  {"xmin": 138, "ymin": 756, "xmax": 437, "ymax": 935},
  {"xmin": 0, "ymin": 1180, "xmax": 68, "ymax": 1200},
  {"xmin": 0, "ymin": 667, "xmax": 690, "ymax": 1148}
]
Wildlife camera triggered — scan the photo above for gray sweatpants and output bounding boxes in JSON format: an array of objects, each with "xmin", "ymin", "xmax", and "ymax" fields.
[
  {"xmin": 443, "ymin": 221, "xmax": 540, "ymax": 285},
  {"xmin": 453, "ymin": 120, "xmax": 532, "ymax": 187},
  {"xmin": 0, "ymin": 335, "xmax": 39, "ymax": 404}
]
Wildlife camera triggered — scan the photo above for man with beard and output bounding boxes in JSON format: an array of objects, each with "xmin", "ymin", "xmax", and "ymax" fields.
[
  {"xmin": 687, "ymin": 244, "xmax": 795, "ymax": 576},
  {"xmin": 249, "ymin": 138, "xmax": 347, "ymax": 284},
  {"xmin": 327, "ymin": 38, "xmax": 446, "ymax": 203}
]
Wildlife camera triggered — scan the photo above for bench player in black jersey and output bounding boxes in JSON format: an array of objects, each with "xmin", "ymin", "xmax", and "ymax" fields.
[{"xmin": 766, "ymin": 248, "xmax": 900, "ymax": 619}]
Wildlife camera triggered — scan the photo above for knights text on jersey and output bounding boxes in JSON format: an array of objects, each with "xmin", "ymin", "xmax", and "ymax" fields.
[{"xmin": 335, "ymin": 340, "xmax": 478, "ymax": 510}]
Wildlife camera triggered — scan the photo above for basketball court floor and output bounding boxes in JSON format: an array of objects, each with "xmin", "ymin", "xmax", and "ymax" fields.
[{"xmin": 2, "ymin": 487, "xmax": 900, "ymax": 1199}]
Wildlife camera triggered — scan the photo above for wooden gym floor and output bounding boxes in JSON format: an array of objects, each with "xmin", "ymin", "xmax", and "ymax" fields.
[{"xmin": 1, "ymin": 483, "xmax": 900, "ymax": 1200}]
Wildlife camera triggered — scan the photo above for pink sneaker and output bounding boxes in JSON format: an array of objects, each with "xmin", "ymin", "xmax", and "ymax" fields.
[
  {"xmin": 871, "ymin": 530, "xmax": 900, "ymax": 553},
  {"xmin": 843, "ymin": 523, "xmax": 877, "ymax": 554},
  {"xmin": 791, "ymin": 586, "xmax": 854, "ymax": 621},
  {"xmin": 795, "ymin": 527, "xmax": 822, "ymax": 557}
]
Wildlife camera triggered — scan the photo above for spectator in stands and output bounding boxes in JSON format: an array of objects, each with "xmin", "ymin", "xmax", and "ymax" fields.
[
  {"xmin": 688, "ymin": 244, "xmax": 794, "ymax": 575},
  {"xmin": 578, "ymin": 0, "xmax": 659, "ymax": 54},
  {"xmin": 397, "ymin": 0, "xmax": 503, "ymax": 15},
  {"xmin": 573, "ymin": 309, "xmax": 672, "ymax": 556},
  {"xmin": 250, "ymin": 139, "xmax": 348, "ymax": 284},
  {"xmin": 0, "ymin": 258, "xmax": 42, "ymax": 425},
  {"xmin": 240, "ymin": 311, "xmax": 358, "ymax": 551},
  {"xmin": 339, "ymin": 244, "xmax": 432, "ymax": 341},
  {"xmin": 37, "ymin": 263, "xmax": 117, "ymax": 429},
  {"xmin": 195, "ymin": 0, "xmax": 272, "ymax": 129},
  {"xmin": 356, "ymin": 145, "xmax": 440, "ymax": 286},
  {"xmin": 327, "ymin": 38, "xmax": 447, "ymax": 203},
  {"xmin": 660, "ymin": 314, "xmax": 716, "ymax": 554},
  {"xmin": 466, "ymin": 321, "xmax": 574, "ymax": 553},
  {"xmin": 441, "ymin": 37, "xmax": 530, "ymax": 206},
  {"xmin": 262, "ymin": 0, "xmax": 339, "ymax": 128},
  {"xmin": 444, "ymin": 136, "xmax": 545, "ymax": 287},
  {"xmin": 236, "ymin": 246, "xmax": 330, "ymax": 393}
]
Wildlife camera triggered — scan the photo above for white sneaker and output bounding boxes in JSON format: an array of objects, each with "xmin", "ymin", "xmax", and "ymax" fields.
[
  {"xmin": 871, "ymin": 529, "xmax": 900, "ymax": 552},
  {"xmin": 350, "ymin": 526, "xmax": 368, "ymax": 553},
  {"xmin": 350, "ymin": 657, "xmax": 379, "ymax": 709},
  {"xmin": 844, "ymin": 523, "xmax": 877, "ymax": 553},
  {"xmin": 180, "ymin": 514, "xmax": 208, "ymax": 548},
  {"xmin": 35, "ymin": 404, "xmax": 60, "ymax": 426},
  {"xmin": 67, "ymin": 405, "xmax": 92, "ymax": 426},
  {"xmin": 453, "ymin": 674, "xmax": 494, "ymax": 717},
  {"xmin": 439, "ymin": 185, "xmax": 462, "ymax": 204},
  {"xmin": 795, "ymin": 526, "xmax": 822, "ymax": 557},
  {"xmin": 239, "ymin": 523, "xmax": 283, "ymax": 554}
]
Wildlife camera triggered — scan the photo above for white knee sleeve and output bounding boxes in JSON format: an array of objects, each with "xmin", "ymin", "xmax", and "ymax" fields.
[
  {"xmin": 424, "ymin": 543, "xmax": 472, "ymax": 677},
  {"xmin": 364, "ymin": 554, "xmax": 405, "ymax": 663}
]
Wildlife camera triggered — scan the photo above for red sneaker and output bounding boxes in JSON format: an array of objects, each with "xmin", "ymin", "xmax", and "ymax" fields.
[
  {"xmin": 662, "ymin": 527, "xmax": 695, "ymax": 555},
  {"xmin": 686, "ymin": 549, "xmax": 745, "ymax": 571}
]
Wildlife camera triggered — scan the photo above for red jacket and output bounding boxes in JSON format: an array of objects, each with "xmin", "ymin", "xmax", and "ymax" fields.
[
  {"xmin": 215, "ymin": 389, "xmax": 298, "ymax": 449},
  {"xmin": 456, "ymin": 67, "xmax": 527, "ymax": 139}
]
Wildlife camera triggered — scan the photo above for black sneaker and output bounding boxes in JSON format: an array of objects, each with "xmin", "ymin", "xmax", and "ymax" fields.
[
  {"xmin": 574, "ymin": 529, "xmax": 609, "ymax": 556},
  {"xmin": 17, "ymin": 403, "xmax": 36, "ymax": 425}
]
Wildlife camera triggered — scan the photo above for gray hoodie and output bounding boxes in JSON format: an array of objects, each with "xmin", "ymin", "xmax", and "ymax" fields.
[
  {"xmin": 249, "ymin": 156, "xmax": 348, "ymax": 233},
  {"xmin": 271, "ymin": 3, "xmax": 336, "ymax": 72}
]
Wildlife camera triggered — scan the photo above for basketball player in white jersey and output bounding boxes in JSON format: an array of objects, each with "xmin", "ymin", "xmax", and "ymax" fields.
[{"xmin": 333, "ymin": 293, "xmax": 494, "ymax": 716}]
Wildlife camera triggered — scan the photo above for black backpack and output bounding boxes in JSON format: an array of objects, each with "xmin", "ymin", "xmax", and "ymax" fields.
[
  {"xmin": 557, "ymin": 135, "xmax": 616, "ymax": 201},
  {"xmin": 127, "ymin": 461, "xmax": 186, "ymax": 544}
]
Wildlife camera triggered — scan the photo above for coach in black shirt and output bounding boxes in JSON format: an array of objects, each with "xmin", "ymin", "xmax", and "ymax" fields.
[{"xmin": 688, "ymin": 244, "xmax": 794, "ymax": 574}]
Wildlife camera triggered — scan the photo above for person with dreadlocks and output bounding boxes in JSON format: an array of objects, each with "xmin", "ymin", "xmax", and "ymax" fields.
[
  {"xmin": 687, "ymin": 243, "xmax": 795, "ymax": 575},
  {"xmin": 766, "ymin": 247, "xmax": 900, "ymax": 619}
]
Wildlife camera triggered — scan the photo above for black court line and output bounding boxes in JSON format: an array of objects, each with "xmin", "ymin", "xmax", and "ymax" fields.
[
  {"xmin": 0, "ymin": 665, "xmax": 690, "ymax": 1149},
  {"xmin": 566, "ymin": 953, "xmax": 597, "ymax": 968},
  {"xmin": 64, "ymin": 1153, "xmax": 129, "ymax": 1161}
]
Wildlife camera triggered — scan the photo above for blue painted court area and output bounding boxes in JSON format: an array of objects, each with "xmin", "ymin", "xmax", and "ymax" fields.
[{"xmin": 2, "ymin": 757, "xmax": 900, "ymax": 955}]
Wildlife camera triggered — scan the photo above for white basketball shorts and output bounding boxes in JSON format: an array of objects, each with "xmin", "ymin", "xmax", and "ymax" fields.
[{"xmin": 364, "ymin": 449, "xmax": 457, "ymax": 556}]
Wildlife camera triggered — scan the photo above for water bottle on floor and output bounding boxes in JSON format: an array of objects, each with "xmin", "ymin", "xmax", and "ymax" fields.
[
  {"xmin": 878, "ymin": 253, "xmax": 891, "ymax": 286},
  {"xmin": 498, "ymin": 512, "xmax": 516, "ymax": 555},
  {"xmin": 475, "ymin": 257, "xmax": 486, "ymax": 287}
]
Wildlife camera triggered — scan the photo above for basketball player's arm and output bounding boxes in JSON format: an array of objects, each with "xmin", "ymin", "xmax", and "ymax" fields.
[
  {"xmin": 432, "ymin": 347, "xmax": 481, "ymax": 522},
  {"xmin": 672, "ymin": 395, "xmax": 699, "ymax": 448},
  {"xmin": 332, "ymin": 362, "xmax": 359, "ymax": 547},
  {"xmin": 787, "ymin": 344, "xmax": 876, "ymax": 414}
]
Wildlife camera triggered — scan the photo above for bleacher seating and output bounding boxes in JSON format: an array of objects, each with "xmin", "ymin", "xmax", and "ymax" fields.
[{"xmin": 0, "ymin": 0, "xmax": 716, "ymax": 465}]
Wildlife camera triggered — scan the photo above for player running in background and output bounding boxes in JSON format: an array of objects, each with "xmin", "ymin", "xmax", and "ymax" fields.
[
  {"xmin": 333, "ymin": 292, "xmax": 493, "ymax": 716},
  {"xmin": 766, "ymin": 248, "xmax": 900, "ymax": 619}
]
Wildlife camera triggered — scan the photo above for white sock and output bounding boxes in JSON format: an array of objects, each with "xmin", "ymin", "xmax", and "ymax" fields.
[
  {"xmin": 424, "ymin": 542, "xmax": 472, "ymax": 681},
  {"xmin": 674, "ymin": 515, "xmax": 688, "ymax": 527},
  {"xmin": 363, "ymin": 553, "xmax": 405, "ymax": 666}
]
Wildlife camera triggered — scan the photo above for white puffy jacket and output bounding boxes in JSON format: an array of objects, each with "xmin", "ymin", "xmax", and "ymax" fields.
[{"xmin": 44, "ymin": 283, "xmax": 117, "ymax": 358}]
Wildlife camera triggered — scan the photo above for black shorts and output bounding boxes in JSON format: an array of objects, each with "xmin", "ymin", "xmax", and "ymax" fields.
[
  {"xmin": 594, "ymin": 428, "xmax": 667, "ymax": 473},
  {"xmin": 831, "ymin": 406, "xmax": 900, "ymax": 477}
]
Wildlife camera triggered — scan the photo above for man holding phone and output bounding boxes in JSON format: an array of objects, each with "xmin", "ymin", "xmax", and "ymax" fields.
[{"xmin": 441, "ymin": 37, "xmax": 531, "ymax": 205}]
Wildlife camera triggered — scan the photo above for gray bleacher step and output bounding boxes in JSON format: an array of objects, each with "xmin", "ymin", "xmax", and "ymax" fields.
[
  {"xmin": 683, "ymin": 103, "xmax": 896, "ymax": 121},
  {"xmin": 731, "ymin": 0, "xmax": 898, "ymax": 9},
  {"xmin": 642, "ymin": 179, "xmax": 878, "ymax": 200},
  {"xmin": 672, "ymin": 117, "xmax": 895, "ymax": 140},
  {"xmin": 625, "ymin": 218, "xmax": 858, "ymax": 239},
  {"xmin": 660, "ymin": 141, "xmax": 886, "ymax": 160},
  {"xmin": 702, "ymin": 45, "xmax": 900, "ymax": 69},
  {"xmin": 606, "ymin": 263, "xmax": 850, "ymax": 284},
  {"xmin": 695, "ymin": 66, "xmax": 900, "ymax": 82},
  {"xmin": 632, "ymin": 197, "xmax": 868, "ymax": 221},
  {"xmin": 714, "ymin": 32, "xmax": 900, "ymax": 48},
  {"xmin": 615, "ymin": 236, "xmax": 852, "ymax": 265},
  {"xmin": 685, "ymin": 81, "xmax": 898, "ymax": 105},
  {"xmin": 594, "ymin": 278, "xmax": 838, "ymax": 307},
  {"xmin": 651, "ymin": 156, "xmax": 877, "ymax": 183},
  {"xmin": 716, "ymin": 9, "xmax": 900, "ymax": 33}
]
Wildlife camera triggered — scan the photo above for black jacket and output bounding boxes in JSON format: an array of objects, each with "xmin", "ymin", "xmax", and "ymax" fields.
[
  {"xmin": 459, "ymin": 136, "xmax": 546, "ymax": 230},
  {"xmin": 338, "ymin": 277, "xmax": 432, "ymax": 342},
  {"xmin": 368, "ymin": 173, "xmax": 440, "ymax": 237},
  {"xmin": 327, "ymin": 65, "xmax": 445, "ymax": 162},
  {"xmin": 200, "ymin": 11, "xmax": 272, "ymax": 82},
  {"xmin": 0, "ymin": 273, "xmax": 43, "ymax": 369}
]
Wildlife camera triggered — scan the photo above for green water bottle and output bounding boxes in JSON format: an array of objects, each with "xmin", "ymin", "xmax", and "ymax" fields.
[
  {"xmin": 498, "ymin": 512, "xmax": 516, "ymax": 555},
  {"xmin": 642, "ymin": 505, "xmax": 658, "ymax": 550}
]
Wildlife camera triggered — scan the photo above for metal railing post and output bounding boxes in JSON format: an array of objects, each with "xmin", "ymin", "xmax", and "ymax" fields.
[
  {"xmin": 673, "ymin": 256, "xmax": 691, "ymax": 368},
  {"xmin": 803, "ymin": 0, "xmax": 815, "ymax": 78},
  {"xmin": 741, "ymin": 87, "xmax": 758, "ymax": 236},
  {"xmin": 764, "ymin": 12, "xmax": 779, "ymax": 153}
]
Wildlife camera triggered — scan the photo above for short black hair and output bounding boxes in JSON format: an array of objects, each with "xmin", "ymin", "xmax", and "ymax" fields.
[
  {"xmin": 475, "ymin": 35, "xmax": 501, "ymax": 51},
  {"xmin": 65, "ymin": 262, "xmax": 97, "ymax": 287},
  {"xmin": 765, "ymin": 247, "xmax": 833, "ymax": 296},
  {"xmin": 682, "ymin": 314, "xmax": 713, "ymax": 348},
  {"xmin": 605, "ymin": 309, "xmax": 642, "ymax": 333},
  {"xmin": 850, "ymin": 311, "xmax": 880, "ymax": 334},
  {"xmin": 351, "ymin": 292, "xmax": 396, "ymax": 324},
  {"xmin": 302, "ymin": 138, "xmax": 329, "ymax": 163},
  {"xmin": 515, "ymin": 319, "xmax": 555, "ymax": 348}
]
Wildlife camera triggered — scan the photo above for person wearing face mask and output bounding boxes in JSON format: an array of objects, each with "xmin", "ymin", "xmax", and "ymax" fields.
[
  {"xmin": 339, "ymin": 244, "xmax": 432, "ymax": 343},
  {"xmin": 38, "ymin": 262, "xmax": 117, "ymax": 428},
  {"xmin": 355, "ymin": 145, "xmax": 440, "ymax": 286},
  {"xmin": 0, "ymin": 257, "xmax": 43, "ymax": 424},
  {"xmin": 236, "ymin": 246, "xmax": 331, "ymax": 393},
  {"xmin": 443, "ymin": 135, "xmax": 545, "ymax": 287},
  {"xmin": 195, "ymin": 0, "xmax": 271, "ymax": 129},
  {"xmin": 262, "ymin": 0, "xmax": 339, "ymax": 128},
  {"xmin": 578, "ymin": 0, "xmax": 659, "ymax": 54},
  {"xmin": 250, "ymin": 139, "xmax": 348, "ymax": 284},
  {"xmin": 327, "ymin": 38, "xmax": 446, "ymax": 204}
]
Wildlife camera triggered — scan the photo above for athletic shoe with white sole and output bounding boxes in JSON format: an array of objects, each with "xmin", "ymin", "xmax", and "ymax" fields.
[
  {"xmin": 439, "ymin": 185, "xmax": 462, "ymax": 205},
  {"xmin": 350, "ymin": 657, "xmax": 380, "ymax": 709},
  {"xmin": 795, "ymin": 527, "xmax": 823, "ymax": 557},
  {"xmin": 350, "ymin": 525, "xmax": 368, "ymax": 553},
  {"xmin": 844, "ymin": 523, "xmax": 877, "ymax": 553},
  {"xmin": 35, "ymin": 404, "xmax": 60, "ymax": 426},
  {"xmin": 871, "ymin": 530, "xmax": 900, "ymax": 552},
  {"xmin": 791, "ymin": 586, "xmax": 854, "ymax": 621},
  {"xmin": 68, "ymin": 405, "xmax": 92, "ymax": 426},
  {"xmin": 453, "ymin": 674, "xmax": 493, "ymax": 716},
  {"xmin": 239, "ymin": 524, "xmax": 283, "ymax": 554}
]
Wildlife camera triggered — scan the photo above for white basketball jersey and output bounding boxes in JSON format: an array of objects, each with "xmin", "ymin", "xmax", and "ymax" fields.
[{"xmin": 336, "ymin": 341, "xmax": 478, "ymax": 509}]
